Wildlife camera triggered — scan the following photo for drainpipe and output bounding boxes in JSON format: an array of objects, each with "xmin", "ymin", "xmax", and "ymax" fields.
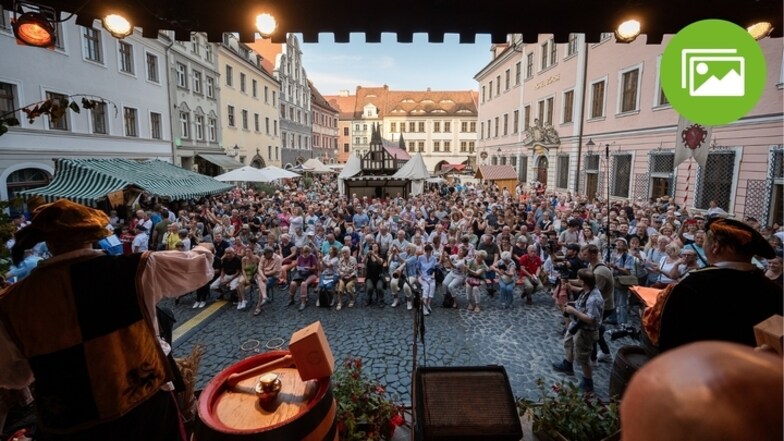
[
  {"xmin": 574, "ymin": 35, "xmax": 589, "ymax": 194},
  {"xmin": 164, "ymin": 37, "xmax": 178, "ymax": 166}
]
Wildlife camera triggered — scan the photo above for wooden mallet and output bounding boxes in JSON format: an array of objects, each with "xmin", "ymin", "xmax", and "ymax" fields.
[{"xmin": 227, "ymin": 321, "xmax": 335, "ymax": 388}]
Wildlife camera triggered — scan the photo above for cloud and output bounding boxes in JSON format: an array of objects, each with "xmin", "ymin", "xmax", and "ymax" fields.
[
  {"xmin": 307, "ymin": 54, "xmax": 363, "ymax": 64},
  {"xmin": 375, "ymin": 56, "xmax": 396, "ymax": 69}
]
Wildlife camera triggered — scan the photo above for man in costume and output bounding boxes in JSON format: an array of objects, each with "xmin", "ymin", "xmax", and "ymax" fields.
[
  {"xmin": 0, "ymin": 199, "xmax": 214, "ymax": 441},
  {"xmin": 652, "ymin": 217, "xmax": 782, "ymax": 352}
]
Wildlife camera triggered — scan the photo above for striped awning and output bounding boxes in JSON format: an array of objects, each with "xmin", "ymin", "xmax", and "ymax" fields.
[
  {"xmin": 197, "ymin": 154, "xmax": 244, "ymax": 170},
  {"xmin": 20, "ymin": 158, "xmax": 233, "ymax": 207}
]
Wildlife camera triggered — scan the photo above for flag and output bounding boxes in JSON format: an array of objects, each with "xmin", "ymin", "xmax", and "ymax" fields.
[{"xmin": 675, "ymin": 116, "xmax": 712, "ymax": 168}]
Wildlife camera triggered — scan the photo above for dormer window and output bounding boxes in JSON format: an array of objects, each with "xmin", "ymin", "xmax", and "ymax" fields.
[{"xmin": 363, "ymin": 104, "xmax": 377, "ymax": 118}]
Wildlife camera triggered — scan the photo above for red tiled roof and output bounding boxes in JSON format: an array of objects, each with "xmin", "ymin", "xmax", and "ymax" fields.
[
  {"xmin": 384, "ymin": 146, "xmax": 410, "ymax": 161},
  {"xmin": 325, "ymin": 94, "xmax": 358, "ymax": 119},
  {"xmin": 476, "ymin": 165, "xmax": 518, "ymax": 181}
]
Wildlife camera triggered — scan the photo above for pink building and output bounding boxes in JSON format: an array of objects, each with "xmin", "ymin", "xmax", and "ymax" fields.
[{"xmin": 476, "ymin": 33, "xmax": 783, "ymax": 225}]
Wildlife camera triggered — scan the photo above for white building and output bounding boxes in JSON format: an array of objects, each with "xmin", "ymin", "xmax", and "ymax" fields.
[
  {"xmin": 217, "ymin": 34, "xmax": 281, "ymax": 168},
  {"xmin": 0, "ymin": 12, "xmax": 172, "ymax": 208}
]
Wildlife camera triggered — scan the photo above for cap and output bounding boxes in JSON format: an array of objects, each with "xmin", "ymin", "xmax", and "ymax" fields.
[{"xmin": 615, "ymin": 237, "xmax": 628, "ymax": 245}]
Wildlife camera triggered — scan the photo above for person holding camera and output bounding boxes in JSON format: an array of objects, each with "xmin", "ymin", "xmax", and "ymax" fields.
[
  {"xmin": 552, "ymin": 268, "xmax": 605, "ymax": 393},
  {"xmin": 493, "ymin": 251, "xmax": 518, "ymax": 309}
]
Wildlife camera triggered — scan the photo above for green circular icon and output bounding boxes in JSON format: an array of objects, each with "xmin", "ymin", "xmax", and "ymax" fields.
[{"xmin": 661, "ymin": 19, "xmax": 766, "ymax": 126}]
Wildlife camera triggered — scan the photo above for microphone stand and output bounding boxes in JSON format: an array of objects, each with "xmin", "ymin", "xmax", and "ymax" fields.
[
  {"xmin": 401, "ymin": 274, "xmax": 424, "ymax": 440},
  {"xmin": 605, "ymin": 143, "xmax": 612, "ymax": 265}
]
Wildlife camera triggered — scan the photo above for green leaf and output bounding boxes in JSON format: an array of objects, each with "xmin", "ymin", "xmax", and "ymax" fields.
[{"xmin": 69, "ymin": 100, "xmax": 80, "ymax": 113}]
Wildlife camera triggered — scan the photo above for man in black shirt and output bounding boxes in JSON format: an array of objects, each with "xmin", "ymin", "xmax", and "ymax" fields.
[{"xmin": 209, "ymin": 247, "xmax": 243, "ymax": 305}]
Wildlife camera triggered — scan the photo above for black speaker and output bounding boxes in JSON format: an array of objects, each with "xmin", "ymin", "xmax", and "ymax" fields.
[{"xmin": 414, "ymin": 365, "xmax": 522, "ymax": 441}]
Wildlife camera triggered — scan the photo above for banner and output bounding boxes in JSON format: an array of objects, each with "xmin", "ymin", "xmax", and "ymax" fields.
[{"xmin": 675, "ymin": 116, "xmax": 712, "ymax": 168}]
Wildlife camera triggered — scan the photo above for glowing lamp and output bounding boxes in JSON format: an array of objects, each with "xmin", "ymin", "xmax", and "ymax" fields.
[
  {"xmin": 102, "ymin": 14, "xmax": 133, "ymax": 39},
  {"xmin": 615, "ymin": 19, "xmax": 641, "ymax": 43},
  {"xmin": 12, "ymin": 12, "xmax": 55, "ymax": 48},
  {"xmin": 255, "ymin": 13, "xmax": 277, "ymax": 37}
]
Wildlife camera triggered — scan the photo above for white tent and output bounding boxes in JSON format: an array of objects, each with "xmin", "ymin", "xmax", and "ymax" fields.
[
  {"xmin": 338, "ymin": 155, "xmax": 362, "ymax": 196},
  {"xmin": 259, "ymin": 166, "xmax": 301, "ymax": 181},
  {"xmin": 300, "ymin": 158, "xmax": 333, "ymax": 173},
  {"xmin": 392, "ymin": 153, "xmax": 431, "ymax": 195},
  {"xmin": 214, "ymin": 166, "xmax": 271, "ymax": 182}
]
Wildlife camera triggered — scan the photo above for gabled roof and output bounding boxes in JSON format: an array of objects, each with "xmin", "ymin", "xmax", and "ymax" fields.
[
  {"xmin": 476, "ymin": 165, "xmax": 518, "ymax": 181},
  {"xmin": 325, "ymin": 95, "xmax": 358, "ymax": 119},
  {"xmin": 310, "ymin": 81, "xmax": 338, "ymax": 113}
]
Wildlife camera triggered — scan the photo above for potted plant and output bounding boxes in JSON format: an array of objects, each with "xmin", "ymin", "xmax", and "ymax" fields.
[
  {"xmin": 333, "ymin": 357, "xmax": 405, "ymax": 441},
  {"xmin": 517, "ymin": 379, "xmax": 620, "ymax": 441}
]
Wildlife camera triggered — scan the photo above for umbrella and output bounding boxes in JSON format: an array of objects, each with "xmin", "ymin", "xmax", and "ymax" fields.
[
  {"xmin": 214, "ymin": 166, "xmax": 272, "ymax": 182},
  {"xmin": 259, "ymin": 166, "xmax": 301, "ymax": 181}
]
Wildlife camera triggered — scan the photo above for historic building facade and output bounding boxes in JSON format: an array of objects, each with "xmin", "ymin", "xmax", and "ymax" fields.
[
  {"xmin": 475, "ymin": 33, "xmax": 783, "ymax": 225},
  {"xmin": 310, "ymin": 82, "xmax": 339, "ymax": 163},
  {"xmin": 0, "ymin": 13, "xmax": 172, "ymax": 207},
  {"xmin": 325, "ymin": 86, "xmax": 479, "ymax": 172},
  {"xmin": 166, "ymin": 32, "xmax": 225, "ymax": 175},
  {"xmin": 217, "ymin": 34, "xmax": 281, "ymax": 168}
]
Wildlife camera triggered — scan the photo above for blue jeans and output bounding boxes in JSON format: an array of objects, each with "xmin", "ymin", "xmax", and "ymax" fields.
[{"xmin": 499, "ymin": 278, "xmax": 515, "ymax": 306}]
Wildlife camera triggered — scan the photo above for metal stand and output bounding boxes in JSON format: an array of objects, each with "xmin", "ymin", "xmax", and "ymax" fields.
[
  {"xmin": 605, "ymin": 143, "xmax": 612, "ymax": 264},
  {"xmin": 403, "ymin": 276, "xmax": 425, "ymax": 441}
]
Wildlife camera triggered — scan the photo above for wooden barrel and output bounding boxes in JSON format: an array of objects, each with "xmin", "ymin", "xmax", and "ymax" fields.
[
  {"xmin": 609, "ymin": 345, "xmax": 650, "ymax": 399},
  {"xmin": 195, "ymin": 351, "xmax": 337, "ymax": 441}
]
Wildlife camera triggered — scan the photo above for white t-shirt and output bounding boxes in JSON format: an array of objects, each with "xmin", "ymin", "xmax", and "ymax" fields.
[{"xmin": 132, "ymin": 233, "xmax": 149, "ymax": 252}]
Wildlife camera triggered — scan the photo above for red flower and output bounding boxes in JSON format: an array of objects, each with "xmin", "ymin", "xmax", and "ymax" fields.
[
  {"xmin": 391, "ymin": 413, "xmax": 405, "ymax": 426},
  {"xmin": 354, "ymin": 358, "xmax": 362, "ymax": 369},
  {"xmin": 375, "ymin": 385, "xmax": 385, "ymax": 394}
]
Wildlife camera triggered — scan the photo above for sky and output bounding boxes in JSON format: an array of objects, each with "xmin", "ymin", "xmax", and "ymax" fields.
[{"xmin": 298, "ymin": 33, "xmax": 493, "ymax": 95}]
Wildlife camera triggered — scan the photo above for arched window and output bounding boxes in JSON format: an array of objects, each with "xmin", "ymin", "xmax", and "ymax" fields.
[{"xmin": 7, "ymin": 168, "xmax": 51, "ymax": 215}]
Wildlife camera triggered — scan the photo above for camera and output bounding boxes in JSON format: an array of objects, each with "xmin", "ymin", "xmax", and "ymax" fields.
[
  {"xmin": 563, "ymin": 302, "xmax": 583, "ymax": 335},
  {"xmin": 609, "ymin": 324, "xmax": 641, "ymax": 341}
]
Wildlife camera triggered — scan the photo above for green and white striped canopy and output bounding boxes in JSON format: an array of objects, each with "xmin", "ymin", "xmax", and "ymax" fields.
[{"xmin": 20, "ymin": 158, "xmax": 233, "ymax": 207}]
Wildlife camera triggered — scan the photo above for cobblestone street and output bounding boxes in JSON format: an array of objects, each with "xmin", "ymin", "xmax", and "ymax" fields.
[{"xmin": 165, "ymin": 287, "xmax": 639, "ymax": 403}]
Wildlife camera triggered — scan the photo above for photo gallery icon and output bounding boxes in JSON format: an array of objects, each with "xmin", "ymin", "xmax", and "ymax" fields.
[{"xmin": 680, "ymin": 49, "xmax": 745, "ymax": 97}]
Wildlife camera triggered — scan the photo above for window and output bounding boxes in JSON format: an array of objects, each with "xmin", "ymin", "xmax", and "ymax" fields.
[
  {"xmin": 461, "ymin": 121, "xmax": 468, "ymax": 132},
  {"xmin": 468, "ymin": 142, "xmax": 474, "ymax": 153},
  {"xmin": 505, "ymin": 69, "xmax": 510, "ymax": 90},
  {"xmin": 343, "ymin": 143, "xmax": 349, "ymax": 153},
  {"xmin": 486, "ymin": 119, "xmax": 490, "ymax": 138},
  {"xmin": 276, "ymin": 147, "xmax": 279, "ymax": 160},
  {"xmin": 433, "ymin": 121, "xmax": 440, "ymax": 132},
  {"xmin": 546, "ymin": 97, "xmax": 553, "ymax": 125},
  {"xmin": 481, "ymin": 86, "xmax": 486, "ymax": 102},
  {"xmin": 225, "ymin": 65, "xmax": 233, "ymax": 86},
  {"xmin": 272, "ymin": 91, "xmax": 276, "ymax": 105},
  {"xmin": 408, "ymin": 141, "xmax": 415, "ymax": 152},
  {"xmin": 444, "ymin": 121, "xmax": 451, "ymax": 132},
  {"xmin": 503, "ymin": 114, "xmax": 509, "ymax": 136},
  {"xmin": 91, "ymin": 102, "xmax": 107, "ymax": 134},
  {"xmin": 563, "ymin": 90, "xmax": 574, "ymax": 123},
  {"xmin": 343, "ymin": 127, "xmax": 349, "ymax": 136},
  {"xmin": 492, "ymin": 157, "xmax": 498, "ymax": 166},
  {"xmin": 621, "ymin": 68, "xmax": 640, "ymax": 113},
  {"xmin": 418, "ymin": 142, "xmax": 424, "ymax": 152},
  {"xmin": 124, "ymin": 107, "xmax": 138, "ymax": 137},
  {"xmin": 513, "ymin": 110, "xmax": 519, "ymax": 133},
  {"xmin": 205, "ymin": 44, "xmax": 213, "ymax": 62},
  {"xmin": 208, "ymin": 118, "xmax": 217, "ymax": 141},
  {"xmin": 409, "ymin": 122, "xmax": 416, "ymax": 132},
  {"xmin": 658, "ymin": 88, "xmax": 669, "ymax": 106},
  {"xmin": 193, "ymin": 70, "xmax": 202, "ymax": 94},
  {"xmin": 611, "ymin": 154, "xmax": 632, "ymax": 198},
  {"xmin": 479, "ymin": 122, "xmax": 484, "ymax": 139},
  {"xmin": 150, "ymin": 112, "xmax": 162, "ymax": 139},
  {"xmin": 695, "ymin": 151, "xmax": 737, "ymax": 210},
  {"xmin": 470, "ymin": 122, "xmax": 476, "ymax": 132},
  {"xmin": 83, "ymin": 27, "xmax": 102, "ymax": 63},
  {"xmin": 494, "ymin": 117, "xmax": 499, "ymax": 137},
  {"xmin": 179, "ymin": 112, "xmax": 190, "ymax": 138},
  {"xmin": 500, "ymin": 156, "xmax": 507, "ymax": 166},
  {"xmin": 567, "ymin": 33, "xmax": 578, "ymax": 56},
  {"xmin": 175, "ymin": 63, "xmax": 187, "ymax": 88},
  {"xmin": 591, "ymin": 80, "xmax": 606, "ymax": 118},
  {"xmin": 252, "ymin": 79, "xmax": 257, "ymax": 98},
  {"xmin": 524, "ymin": 106, "xmax": 531, "ymax": 130},
  {"xmin": 240, "ymin": 72, "xmax": 246, "ymax": 93},
  {"xmin": 0, "ymin": 82, "xmax": 18, "ymax": 120},
  {"xmin": 496, "ymin": 75, "xmax": 501, "ymax": 95},
  {"xmin": 443, "ymin": 141, "xmax": 451, "ymax": 152},
  {"xmin": 254, "ymin": 114, "xmax": 260, "ymax": 132},
  {"xmin": 433, "ymin": 141, "xmax": 440, "ymax": 152},
  {"xmin": 46, "ymin": 92, "xmax": 69, "ymax": 130},
  {"xmin": 390, "ymin": 122, "xmax": 397, "ymax": 132},
  {"xmin": 460, "ymin": 141, "xmax": 467, "ymax": 152},
  {"xmin": 541, "ymin": 42, "xmax": 548, "ymax": 70},
  {"xmin": 489, "ymin": 81, "xmax": 493, "ymax": 99},
  {"xmin": 227, "ymin": 105, "xmax": 235, "ymax": 126},
  {"xmin": 206, "ymin": 77, "xmax": 214, "ymax": 98},
  {"xmin": 146, "ymin": 53, "xmax": 159, "ymax": 82},
  {"xmin": 119, "ymin": 41, "xmax": 134, "ymax": 74},
  {"xmin": 557, "ymin": 155, "xmax": 569, "ymax": 189},
  {"xmin": 649, "ymin": 152, "xmax": 675, "ymax": 198},
  {"xmin": 195, "ymin": 115, "xmax": 204, "ymax": 140},
  {"xmin": 356, "ymin": 137, "xmax": 362, "ymax": 145},
  {"xmin": 550, "ymin": 39, "xmax": 557, "ymax": 65},
  {"xmin": 191, "ymin": 34, "xmax": 200, "ymax": 55},
  {"xmin": 265, "ymin": 116, "xmax": 270, "ymax": 134},
  {"xmin": 273, "ymin": 120, "xmax": 277, "ymax": 136},
  {"xmin": 242, "ymin": 109, "xmax": 248, "ymax": 129},
  {"xmin": 418, "ymin": 121, "xmax": 425, "ymax": 132},
  {"xmin": 515, "ymin": 62, "xmax": 521, "ymax": 85},
  {"xmin": 526, "ymin": 53, "xmax": 534, "ymax": 78}
]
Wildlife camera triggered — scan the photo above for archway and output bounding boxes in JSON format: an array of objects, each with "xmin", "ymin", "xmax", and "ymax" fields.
[
  {"xmin": 7, "ymin": 167, "xmax": 52, "ymax": 216},
  {"xmin": 250, "ymin": 154, "xmax": 266, "ymax": 169},
  {"xmin": 284, "ymin": 163, "xmax": 294, "ymax": 170},
  {"xmin": 434, "ymin": 160, "xmax": 448, "ymax": 173},
  {"xmin": 536, "ymin": 156, "xmax": 549, "ymax": 185}
]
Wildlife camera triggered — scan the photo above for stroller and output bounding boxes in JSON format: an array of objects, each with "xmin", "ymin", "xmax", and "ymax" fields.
[{"xmin": 317, "ymin": 272, "xmax": 338, "ymax": 307}]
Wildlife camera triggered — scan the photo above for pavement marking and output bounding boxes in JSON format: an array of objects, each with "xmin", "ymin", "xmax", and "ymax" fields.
[{"xmin": 172, "ymin": 300, "xmax": 227, "ymax": 344}]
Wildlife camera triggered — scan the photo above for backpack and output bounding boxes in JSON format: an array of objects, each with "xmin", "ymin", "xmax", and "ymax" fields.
[{"xmin": 442, "ymin": 291, "xmax": 455, "ymax": 308}]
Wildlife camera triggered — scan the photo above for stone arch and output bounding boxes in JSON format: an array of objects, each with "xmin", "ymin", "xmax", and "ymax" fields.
[
  {"xmin": 434, "ymin": 160, "xmax": 449, "ymax": 173},
  {"xmin": 250, "ymin": 155, "xmax": 266, "ymax": 169},
  {"xmin": 0, "ymin": 162, "xmax": 54, "ymax": 201}
]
